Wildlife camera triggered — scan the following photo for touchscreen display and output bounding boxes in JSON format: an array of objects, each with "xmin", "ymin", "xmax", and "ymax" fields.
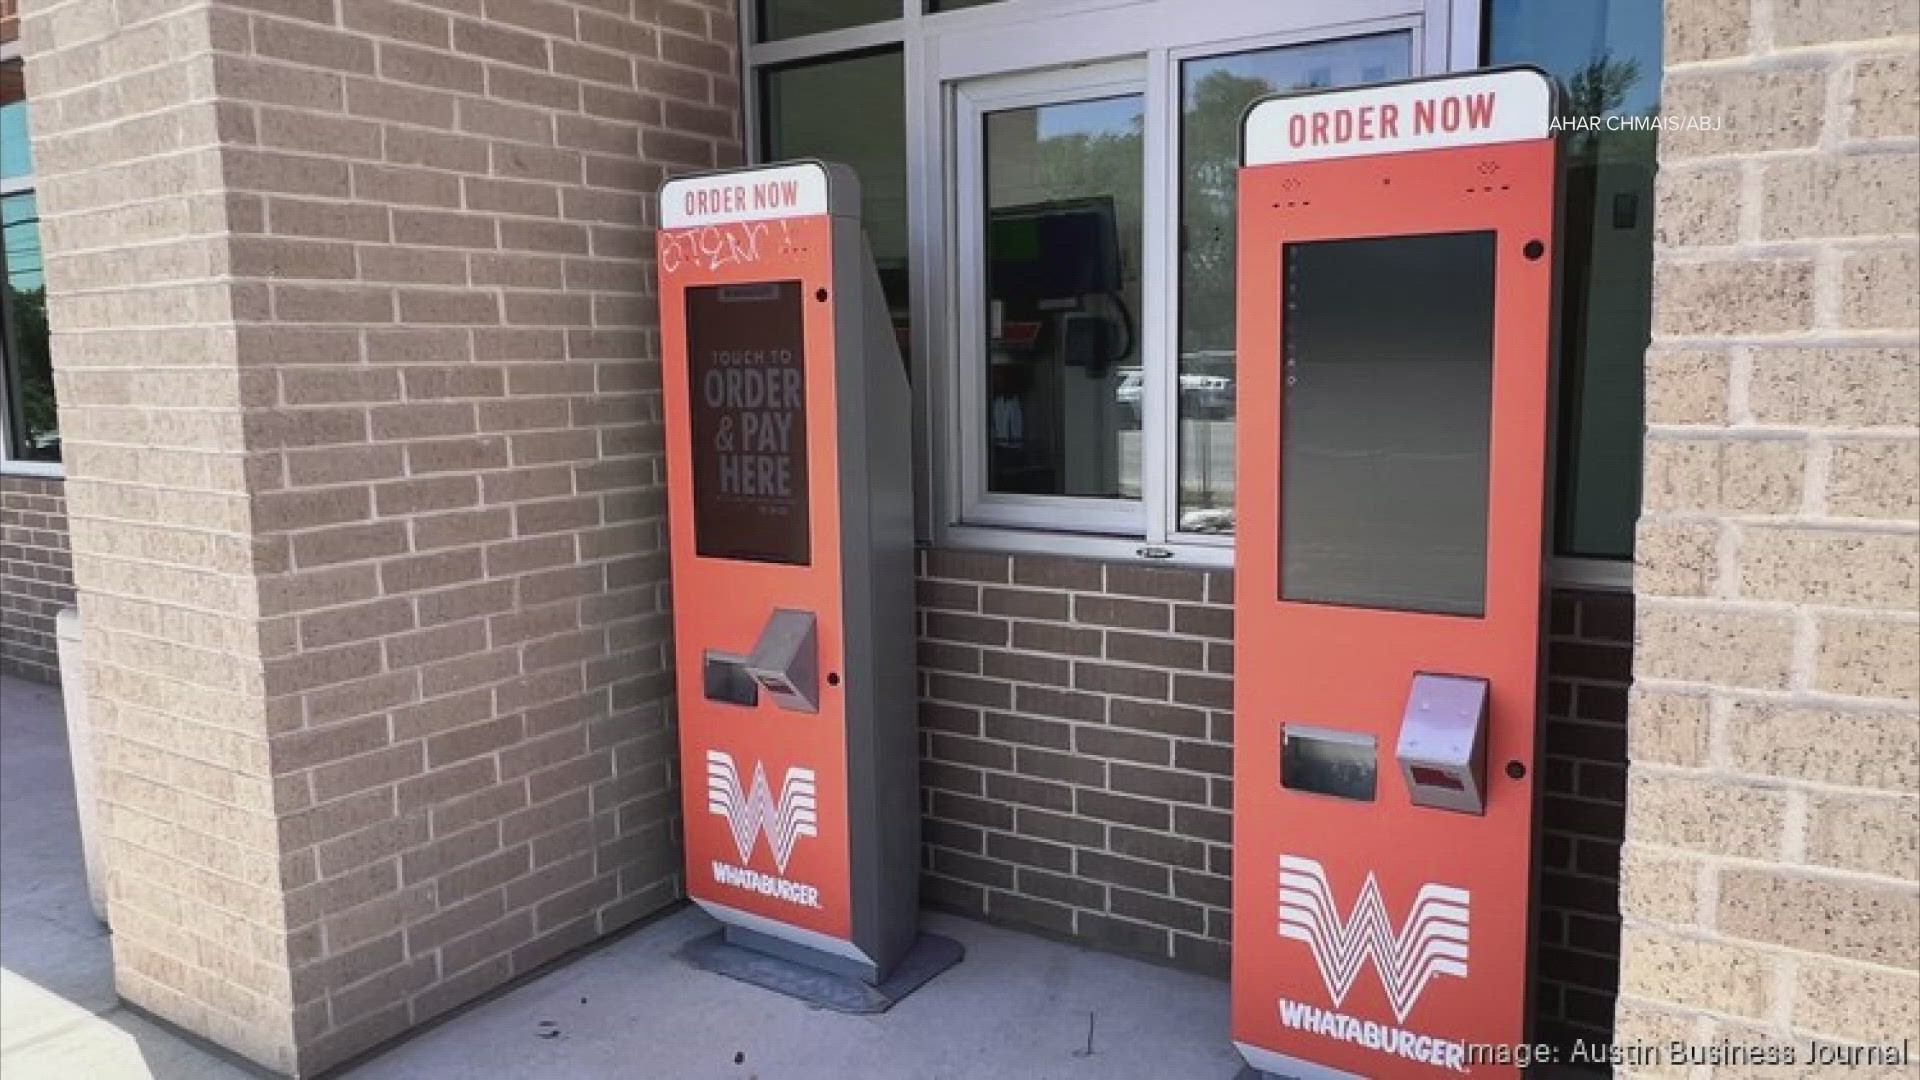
[
  {"xmin": 685, "ymin": 281, "xmax": 811, "ymax": 565},
  {"xmin": 1279, "ymin": 231, "xmax": 1496, "ymax": 616}
]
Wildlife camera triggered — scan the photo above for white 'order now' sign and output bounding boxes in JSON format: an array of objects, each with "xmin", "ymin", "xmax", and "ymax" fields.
[
  {"xmin": 661, "ymin": 162, "xmax": 831, "ymax": 229},
  {"xmin": 1243, "ymin": 68, "xmax": 1554, "ymax": 166}
]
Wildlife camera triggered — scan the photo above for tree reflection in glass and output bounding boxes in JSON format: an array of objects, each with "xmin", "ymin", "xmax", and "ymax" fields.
[{"xmin": 1175, "ymin": 34, "xmax": 1410, "ymax": 535}]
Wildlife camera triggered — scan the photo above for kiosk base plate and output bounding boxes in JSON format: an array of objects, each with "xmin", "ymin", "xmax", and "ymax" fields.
[
  {"xmin": 677, "ymin": 930, "xmax": 964, "ymax": 1014},
  {"xmin": 1236, "ymin": 1068, "xmax": 1349, "ymax": 1080},
  {"xmin": 1233, "ymin": 1054, "xmax": 1364, "ymax": 1080}
]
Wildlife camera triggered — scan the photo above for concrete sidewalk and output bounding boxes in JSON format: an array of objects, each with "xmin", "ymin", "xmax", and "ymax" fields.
[
  {"xmin": 344, "ymin": 906, "xmax": 1236, "ymax": 1080},
  {"xmin": 1, "ymin": 675, "xmax": 259, "ymax": 1080},
  {"xmin": 0, "ymin": 674, "xmax": 1238, "ymax": 1080}
]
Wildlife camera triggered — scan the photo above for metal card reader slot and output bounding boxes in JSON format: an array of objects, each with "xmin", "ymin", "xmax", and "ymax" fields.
[
  {"xmin": 745, "ymin": 608, "xmax": 819, "ymax": 713},
  {"xmin": 1395, "ymin": 672, "xmax": 1489, "ymax": 814}
]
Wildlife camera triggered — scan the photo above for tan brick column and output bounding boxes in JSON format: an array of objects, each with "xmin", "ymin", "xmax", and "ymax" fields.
[
  {"xmin": 24, "ymin": 1, "xmax": 300, "ymax": 1067},
  {"xmin": 1620, "ymin": 0, "xmax": 1918, "ymax": 1068},
  {"xmin": 21, "ymin": 0, "xmax": 738, "ymax": 1073}
]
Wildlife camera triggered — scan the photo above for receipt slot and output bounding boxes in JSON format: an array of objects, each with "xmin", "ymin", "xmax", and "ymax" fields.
[
  {"xmin": 1230, "ymin": 69, "xmax": 1559, "ymax": 1079},
  {"xmin": 658, "ymin": 162, "xmax": 928, "ymax": 990}
]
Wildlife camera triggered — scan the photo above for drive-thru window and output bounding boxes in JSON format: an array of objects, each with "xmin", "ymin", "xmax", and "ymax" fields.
[{"xmin": 743, "ymin": 0, "xmax": 1655, "ymax": 577}]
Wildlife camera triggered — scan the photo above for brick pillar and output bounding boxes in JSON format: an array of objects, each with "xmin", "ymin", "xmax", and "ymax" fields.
[
  {"xmin": 21, "ymin": 0, "xmax": 739, "ymax": 1072},
  {"xmin": 25, "ymin": 1, "xmax": 299, "ymax": 1067},
  {"xmin": 1621, "ymin": 0, "xmax": 1918, "ymax": 1065}
]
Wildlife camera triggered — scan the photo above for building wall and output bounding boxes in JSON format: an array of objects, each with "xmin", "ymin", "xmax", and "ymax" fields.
[
  {"xmin": 214, "ymin": 0, "xmax": 741, "ymax": 1067},
  {"xmin": 26, "ymin": 0, "xmax": 301, "ymax": 1067},
  {"xmin": 1618, "ymin": 0, "xmax": 1920, "ymax": 1066},
  {"xmin": 21, "ymin": 0, "xmax": 738, "ymax": 1072},
  {"xmin": 0, "ymin": 474, "xmax": 73, "ymax": 683},
  {"xmin": 1, "ymin": 0, "xmax": 72, "ymax": 688},
  {"xmin": 915, "ymin": 552, "xmax": 1634, "ymax": 1049}
]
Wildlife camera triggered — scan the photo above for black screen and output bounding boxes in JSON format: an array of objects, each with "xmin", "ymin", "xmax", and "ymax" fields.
[
  {"xmin": 1280, "ymin": 231, "xmax": 1496, "ymax": 616},
  {"xmin": 685, "ymin": 281, "xmax": 811, "ymax": 565}
]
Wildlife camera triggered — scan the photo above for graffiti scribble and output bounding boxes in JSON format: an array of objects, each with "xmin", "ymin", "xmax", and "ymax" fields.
[{"xmin": 660, "ymin": 220, "xmax": 794, "ymax": 274}]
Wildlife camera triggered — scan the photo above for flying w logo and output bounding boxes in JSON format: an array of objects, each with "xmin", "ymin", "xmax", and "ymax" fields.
[
  {"xmin": 1277, "ymin": 855, "xmax": 1470, "ymax": 1023},
  {"xmin": 705, "ymin": 750, "xmax": 819, "ymax": 873}
]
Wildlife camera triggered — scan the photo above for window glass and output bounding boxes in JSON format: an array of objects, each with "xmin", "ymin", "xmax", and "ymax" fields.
[
  {"xmin": 3, "ymin": 192, "xmax": 53, "ymax": 463},
  {"xmin": 1280, "ymin": 232, "xmax": 1496, "ymax": 617},
  {"xmin": 1176, "ymin": 33, "xmax": 1411, "ymax": 535},
  {"xmin": 2, "ymin": 58, "xmax": 29, "ymax": 182},
  {"xmin": 761, "ymin": 49, "xmax": 910, "ymax": 363},
  {"xmin": 982, "ymin": 94, "xmax": 1143, "ymax": 501},
  {"xmin": 1489, "ymin": 0, "xmax": 1661, "ymax": 560},
  {"xmin": 2, "ymin": 55, "xmax": 54, "ymax": 465},
  {"xmin": 757, "ymin": 0, "xmax": 898, "ymax": 42}
]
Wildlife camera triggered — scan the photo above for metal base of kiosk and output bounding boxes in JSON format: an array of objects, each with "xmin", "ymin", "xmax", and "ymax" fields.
[
  {"xmin": 678, "ymin": 928, "xmax": 964, "ymax": 1015},
  {"xmin": 1235, "ymin": 1066, "xmax": 1360, "ymax": 1080},
  {"xmin": 1234, "ymin": 1045, "xmax": 1364, "ymax": 1080}
]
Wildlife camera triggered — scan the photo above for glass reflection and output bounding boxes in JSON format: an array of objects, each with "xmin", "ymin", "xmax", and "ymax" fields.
[
  {"xmin": 983, "ymin": 94, "xmax": 1143, "ymax": 500},
  {"xmin": 762, "ymin": 50, "xmax": 910, "ymax": 365},
  {"xmin": 1490, "ymin": 0, "xmax": 1661, "ymax": 559},
  {"xmin": 1175, "ymin": 33, "xmax": 1411, "ymax": 534},
  {"xmin": 1, "ymin": 56, "xmax": 54, "ymax": 463},
  {"xmin": 3, "ymin": 192, "xmax": 54, "ymax": 462},
  {"xmin": 757, "ymin": 0, "xmax": 898, "ymax": 42}
]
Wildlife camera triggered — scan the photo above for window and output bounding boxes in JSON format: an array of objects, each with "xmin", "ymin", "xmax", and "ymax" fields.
[
  {"xmin": 756, "ymin": 0, "xmax": 900, "ymax": 43},
  {"xmin": 1175, "ymin": 34, "xmax": 1412, "ymax": 537},
  {"xmin": 760, "ymin": 49, "xmax": 910, "ymax": 361},
  {"xmin": 744, "ymin": 0, "xmax": 1481, "ymax": 564},
  {"xmin": 1489, "ymin": 0, "xmax": 1661, "ymax": 563},
  {"xmin": 1, "ymin": 49, "xmax": 57, "ymax": 472},
  {"xmin": 957, "ymin": 64, "xmax": 1146, "ymax": 535}
]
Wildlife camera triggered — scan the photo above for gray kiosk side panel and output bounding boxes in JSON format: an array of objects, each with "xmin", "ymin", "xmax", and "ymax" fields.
[{"xmin": 825, "ymin": 165, "xmax": 920, "ymax": 978}]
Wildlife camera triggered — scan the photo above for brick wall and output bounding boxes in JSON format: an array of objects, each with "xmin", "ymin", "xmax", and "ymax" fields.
[
  {"xmin": 22, "ymin": 0, "xmax": 738, "ymax": 1072},
  {"xmin": 214, "ymin": 0, "xmax": 740, "ymax": 1067},
  {"xmin": 917, "ymin": 552, "xmax": 1239, "ymax": 974},
  {"xmin": 0, "ymin": 474, "xmax": 73, "ymax": 683},
  {"xmin": 26, "ymin": 0, "xmax": 299, "ymax": 1066},
  {"xmin": 1536, "ymin": 588, "xmax": 1632, "ymax": 1056},
  {"xmin": 1619, "ymin": 0, "xmax": 1919, "ymax": 1066},
  {"xmin": 916, "ymin": 550, "xmax": 1635, "ymax": 1050}
]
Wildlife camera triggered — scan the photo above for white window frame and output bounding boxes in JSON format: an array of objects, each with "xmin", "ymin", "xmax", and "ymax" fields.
[
  {"xmin": 742, "ymin": 0, "xmax": 1486, "ymax": 569},
  {"xmin": 0, "ymin": 36, "xmax": 60, "ymax": 480},
  {"xmin": 951, "ymin": 59, "xmax": 1151, "ymax": 538}
]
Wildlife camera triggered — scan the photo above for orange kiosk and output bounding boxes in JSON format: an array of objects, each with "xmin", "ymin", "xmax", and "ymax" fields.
[
  {"xmin": 657, "ymin": 162, "xmax": 940, "ymax": 1000},
  {"xmin": 1231, "ymin": 69, "xmax": 1559, "ymax": 1078}
]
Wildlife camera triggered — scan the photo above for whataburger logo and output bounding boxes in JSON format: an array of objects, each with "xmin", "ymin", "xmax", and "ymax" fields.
[
  {"xmin": 705, "ymin": 750, "xmax": 819, "ymax": 873},
  {"xmin": 1278, "ymin": 855, "xmax": 1470, "ymax": 1023}
]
